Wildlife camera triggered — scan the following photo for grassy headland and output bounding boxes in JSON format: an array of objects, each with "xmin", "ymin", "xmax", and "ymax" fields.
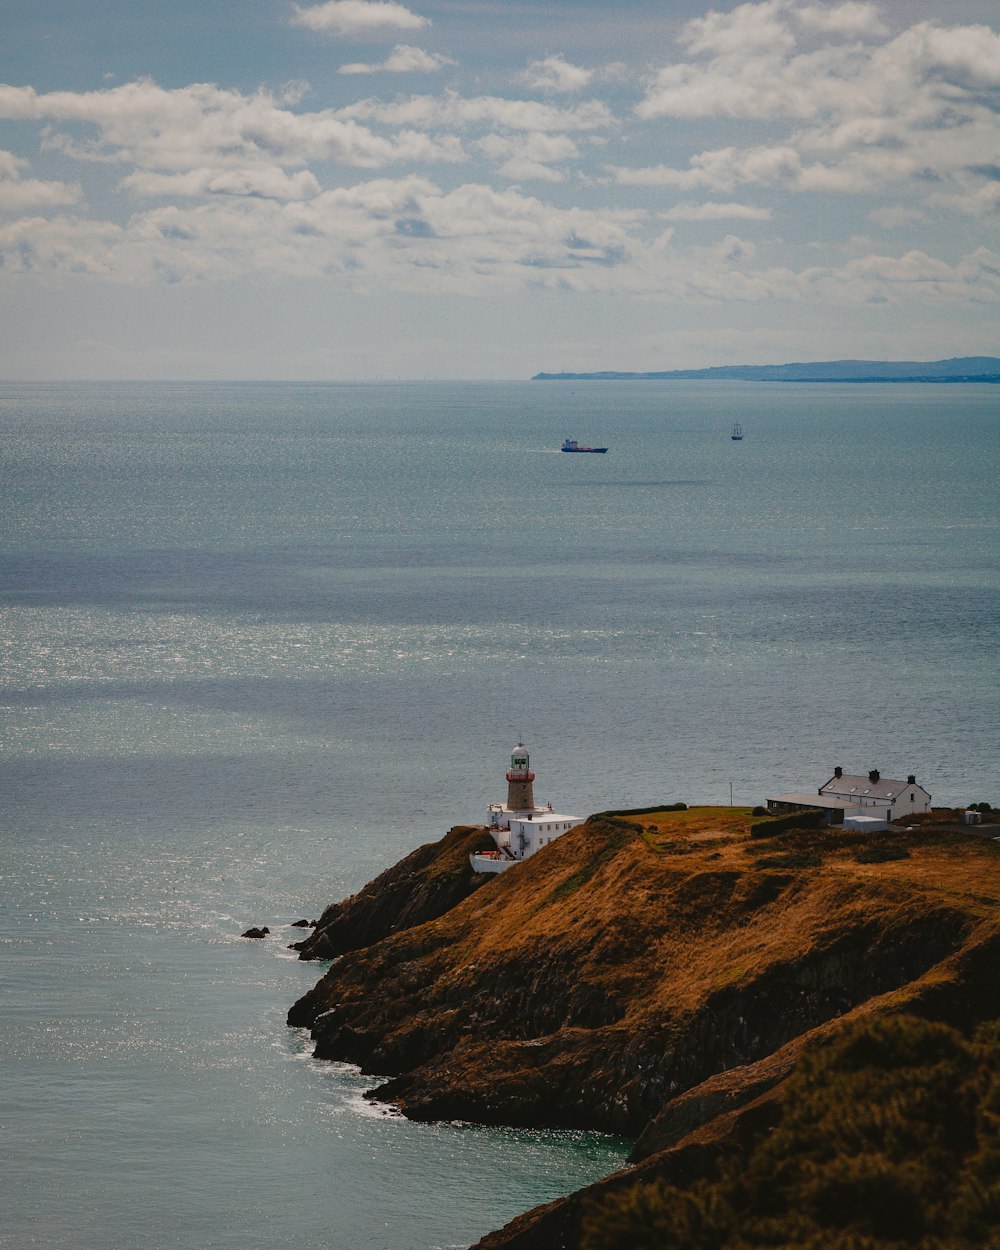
[{"xmin": 288, "ymin": 806, "xmax": 1000, "ymax": 1248}]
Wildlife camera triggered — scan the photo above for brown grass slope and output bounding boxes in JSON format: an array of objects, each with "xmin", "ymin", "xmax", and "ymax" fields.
[{"xmin": 289, "ymin": 808, "xmax": 1000, "ymax": 1151}]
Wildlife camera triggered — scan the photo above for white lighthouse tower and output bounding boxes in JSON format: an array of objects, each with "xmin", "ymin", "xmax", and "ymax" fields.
[{"xmin": 471, "ymin": 743, "xmax": 585, "ymax": 874}]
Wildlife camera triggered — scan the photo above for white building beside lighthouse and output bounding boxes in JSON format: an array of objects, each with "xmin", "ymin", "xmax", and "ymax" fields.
[{"xmin": 470, "ymin": 743, "xmax": 584, "ymax": 874}]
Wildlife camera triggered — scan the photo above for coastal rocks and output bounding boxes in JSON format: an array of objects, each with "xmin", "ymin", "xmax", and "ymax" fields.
[
  {"xmin": 241, "ymin": 926, "xmax": 270, "ymax": 939},
  {"xmin": 290, "ymin": 824, "xmax": 496, "ymax": 961}
]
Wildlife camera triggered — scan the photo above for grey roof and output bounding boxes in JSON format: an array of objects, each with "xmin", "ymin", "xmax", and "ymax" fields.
[
  {"xmin": 820, "ymin": 773, "xmax": 927, "ymax": 800},
  {"xmin": 768, "ymin": 792, "xmax": 855, "ymax": 810}
]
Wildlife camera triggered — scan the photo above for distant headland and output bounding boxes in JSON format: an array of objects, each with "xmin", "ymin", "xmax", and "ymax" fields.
[{"xmin": 532, "ymin": 356, "xmax": 1000, "ymax": 383}]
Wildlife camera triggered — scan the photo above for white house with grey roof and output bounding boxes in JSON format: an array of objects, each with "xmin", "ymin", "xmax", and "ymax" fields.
[{"xmin": 768, "ymin": 767, "xmax": 931, "ymax": 826}]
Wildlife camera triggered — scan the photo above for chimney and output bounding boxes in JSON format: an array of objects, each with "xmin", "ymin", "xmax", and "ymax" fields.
[
  {"xmin": 907, "ymin": 775, "xmax": 916, "ymax": 785},
  {"xmin": 834, "ymin": 766, "xmax": 843, "ymax": 779},
  {"xmin": 869, "ymin": 768, "xmax": 880, "ymax": 783}
]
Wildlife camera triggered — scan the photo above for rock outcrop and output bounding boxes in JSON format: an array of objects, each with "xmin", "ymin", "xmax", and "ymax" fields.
[{"xmin": 287, "ymin": 806, "xmax": 1000, "ymax": 1248}]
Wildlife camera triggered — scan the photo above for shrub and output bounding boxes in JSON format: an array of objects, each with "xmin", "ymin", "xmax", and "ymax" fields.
[
  {"xmin": 595, "ymin": 803, "xmax": 688, "ymax": 818},
  {"xmin": 750, "ymin": 809, "xmax": 827, "ymax": 838},
  {"xmin": 855, "ymin": 845, "xmax": 911, "ymax": 864}
]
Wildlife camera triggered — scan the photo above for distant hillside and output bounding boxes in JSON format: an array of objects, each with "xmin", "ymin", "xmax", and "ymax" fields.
[{"xmin": 533, "ymin": 356, "xmax": 1000, "ymax": 383}]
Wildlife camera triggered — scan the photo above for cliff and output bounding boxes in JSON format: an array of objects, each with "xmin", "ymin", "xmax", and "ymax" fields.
[
  {"xmin": 288, "ymin": 807, "xmax": 1000, "ymax": 1248},
  {"xmin": 290, "ymin": 824, "xmax": 496, "ymax": 960}
]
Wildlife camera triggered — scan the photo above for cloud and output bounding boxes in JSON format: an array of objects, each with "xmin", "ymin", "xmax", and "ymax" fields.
[
  {"xmin": 338, "ymin": 91, "xmax": 612, "ymax": 132},
  {"xmin": 623, "ymin": 7, "xmax": 1000, "ymax": 217},
  {"xmin": 0, "ymin": 81, "xmax": 466, "ymax": 186},
  {"xmin": 0, "ymin": 149, "xmax": 81, "ymax": 209},
  {"xmin": 521, "ymin": 55, "xmax": 593, "ymax": 95},
  {"xmin": 0, "ymin": 4, "xmax": 996, "ymax": 322},
  {"xmin": 662, "ymin": 201, "xmax": 772, "ymax": 221},
  {"xmin": 794, "ymin": 3, "xmax": 887, "ymax": 37},
  {"xmin": 120, "ymin": 166, "xmax": 322, "ymax": 200},
  {"xmin": 0, "ymin": 83, "xmax": 609, "ymax": 200},
  {"xmin": 339, "ymin": 45, "xmax": 455, "ymax": 74},
  {"xmin": 0, "ymin": 178, "xmax": 641, "ymax": 292},
  {"xmin": 291, "ymin": 1, "xmax": 429, "ymax": 36},
  {"xmin": 476, "ymin": 132, "xmax": 580, "ymax": 182},
  {"xmin": 3, "ymin": 162, "xmax": 997, "ymax": 321},
  {"xmin": 638, "ymin": 8, "xmax": 1000, "ymax": 122},
  {"xmin": 610, "ymin": 146, "xmax": 806, "ymax": 193}
]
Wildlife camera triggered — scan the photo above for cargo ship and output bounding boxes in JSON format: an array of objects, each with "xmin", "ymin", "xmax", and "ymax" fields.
[{"xmin": 561, "ymin": 438, "xmax": 608, "ymax": 453}]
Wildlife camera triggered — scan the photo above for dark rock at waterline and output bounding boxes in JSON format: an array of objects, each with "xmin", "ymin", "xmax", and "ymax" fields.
[
  {"xmin": 290, "ymin": 919, "xmax": 314, "ymax": 928},
  {"xmin": 241, "ymin": 926, "xmax": 270, "ymax": 939}
]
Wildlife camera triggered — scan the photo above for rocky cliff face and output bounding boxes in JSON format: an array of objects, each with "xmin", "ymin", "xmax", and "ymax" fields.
[
  {"xmin": 287, "ymin": 807, "xmax": 1000, "ymax": 1248},
  {"xmin": 291, "ymin": 824, "xmax": 496, "ymax": 960}
]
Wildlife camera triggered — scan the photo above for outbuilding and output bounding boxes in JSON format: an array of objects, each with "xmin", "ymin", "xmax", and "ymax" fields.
[{"xmin": 767, "ymin": 767, "xmax": 931, "ymax": 825}]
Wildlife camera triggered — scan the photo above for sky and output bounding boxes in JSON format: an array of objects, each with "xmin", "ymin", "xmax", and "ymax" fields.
[{"xmin": 1, "ymin": 0, "xmax": 998, "ymax": 379}]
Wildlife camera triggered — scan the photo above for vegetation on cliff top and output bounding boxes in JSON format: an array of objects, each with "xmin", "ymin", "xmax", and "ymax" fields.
[{"xmin": 581, "ymin": 1013, "xmax": 1000, "ymax": 1250}]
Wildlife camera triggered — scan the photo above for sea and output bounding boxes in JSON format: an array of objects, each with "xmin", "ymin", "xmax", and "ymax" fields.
[{"xmin": 1, "ymin": 379, "xmax": 997, "ymax": 1250}]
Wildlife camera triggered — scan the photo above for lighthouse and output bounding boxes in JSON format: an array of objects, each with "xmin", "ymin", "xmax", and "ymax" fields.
[
  {"xmin": 472, "ymin": 742, "xmax": 585, "ymax": 874},
  {"xmin": 505, "ymin": 742, "xmax": 535, "ymax": 812}
]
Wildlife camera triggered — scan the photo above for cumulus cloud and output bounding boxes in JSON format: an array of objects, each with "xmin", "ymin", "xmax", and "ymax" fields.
[
  {"xmin": 521, "ymin": 55, "xmax": 593, "ymax": 95},
  {"xmin": 0, "ymin": 149, "xmax": 81, "ymax": 209},
  {"xmin": 0, "ymin": 81, "xmax": 612, "ymax": 182},
  {"xmin": 476, "ymin": 132, "xmax": 580, "ymax": 182},
  {"xmin": 3, "ymin": 160, "xmax": 997, "ymax": 319},
  {"xmin": 338, "ymin": 91, "xmax": 612, "ymax": 132},
  {"xmin": 0, "ymin": 177, "xmax": 640, "ymax": 292},
  {"xmin": 662, "ymin": 201, "xmax": 772, "ymax": 221},
  {"xmin": 794, "ymin": 2, "xmax": 887, "ymax": 37},
  {"xmin": 637, "ymin": 7, "xmax": 1000, "ymax": 123},
  {"xmin": 0, "ymin": 81, "xmax": 466, "ymax": 188},
  {"xmin": 624, "ymin": 6, "xmax": 1000, "ymax": 216},
  {"xmin": 120, "ymin": 166, "xmax": 322, "ymax": 200},
  {"xmin": 339, "ymin": 45, "xmax": 455, "ymax": 74},
  {"xmin": 0, "ymin": 2, "xmax": 996, "ymax": 322},
  {"xmin": 291, "ymin": 1, "xmax": 429, "ymax": 36},
  {"xmin": 611, "ymin": 146, "xmax": 806, "ymax": 193}
]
